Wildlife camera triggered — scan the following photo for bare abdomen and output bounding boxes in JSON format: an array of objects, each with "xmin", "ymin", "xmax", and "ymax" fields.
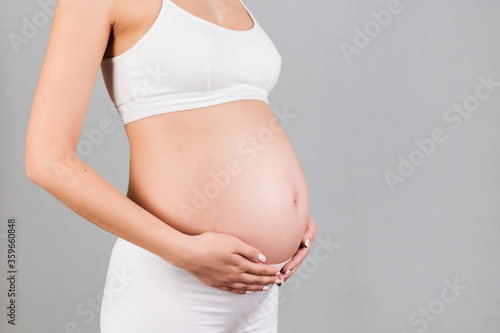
[{"xmin": 124, "ymin": 100, "xmax": 310, "ymax": 264}]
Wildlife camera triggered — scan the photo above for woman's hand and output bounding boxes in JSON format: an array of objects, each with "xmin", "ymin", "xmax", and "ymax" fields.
[
  {"xmin": 176, "ymin": 232, "xmax": 282, "ymax": 294},
  {"xmin": 277, "ymin": 215, "xmax": 318, "ymax": 284}
]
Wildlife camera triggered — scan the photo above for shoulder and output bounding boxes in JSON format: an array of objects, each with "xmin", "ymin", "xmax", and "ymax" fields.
[{"xmin": 53, "ymin": 0, "xmax": 116, "ymax": 28}]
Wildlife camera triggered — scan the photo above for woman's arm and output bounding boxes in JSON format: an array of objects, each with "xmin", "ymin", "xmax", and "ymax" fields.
[{"xmin": 26, "ymin": 0, "xmax": 279, "ymax": 294}]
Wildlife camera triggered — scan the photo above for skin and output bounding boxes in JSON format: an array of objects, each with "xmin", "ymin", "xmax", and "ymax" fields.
[{"xmin": 26, "ymin": 0, "xmax": 318, "ymax": 295}]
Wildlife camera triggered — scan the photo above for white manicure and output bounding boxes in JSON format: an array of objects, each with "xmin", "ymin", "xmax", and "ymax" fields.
[
  {"xmin": 305, "ymin": 238, "xmax": 310, "ymax": 248},
  {"xmin": 258, "ymin": 253, "xmax": 266, "ymax": 263}
]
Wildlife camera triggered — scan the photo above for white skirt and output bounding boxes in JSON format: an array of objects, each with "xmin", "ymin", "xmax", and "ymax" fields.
[{"xmin": 100, "ymin": 237, "xmax": 291, "ymax": 333}]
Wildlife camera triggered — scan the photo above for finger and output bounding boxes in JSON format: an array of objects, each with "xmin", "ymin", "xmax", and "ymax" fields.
[
  {"xmin": 228, "ymin": 271, "xmax": 281, "ymax": 287},
  {"xmin": 306, "ymin": 216, "xmax": 319, "ymax": 241},
  {"xmin": 218, "ymin": 283, "xmax": 274, "ymax": 294},
  {"xmin": 302, "ymin": 227, "xmax": 314, "ymax": 249},
  {"xmin": 279, "ymin": 266, "xmax": 300, "ymax": 286},
  {"xmin": 238, "ymin": 272, "xmax": 283, "ymax": 286},
  {"xmin": 280, "ymin": 246, "xmax": 310, "ymax": 275},
  {"xmin": 302, "ymin": 216, "xmax": 318, "ymax": 247},
  {"xmin": 302, "ymin": 228, "xmax": 316, "ymax": 249},
  {"xmin": 306, "ymin": 216, "xmax": 318, "ymax": 237},
  {"xmin": 302, "ymin": 236, "xmax": 311, "ymax": 249},
  {"xmin": 217, "ymin": 286, "xmax": 245, "ymax": 294},
  {"xmin": 282, "ymin": 266, "xmax": 299, "ymax": 283},
  {"xmin": 233, "ymin": 239, "xmax": 267, "ymax": 264},
  {"xmin": 229, "ymin": 282, "xmax": 275, "ymax": 292},
  {"xmin": 238, "ymin": 260, "xmax": 280, "ymax": 277}
]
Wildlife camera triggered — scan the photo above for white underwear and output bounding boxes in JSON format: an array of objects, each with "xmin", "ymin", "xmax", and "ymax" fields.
[{"xmin": 100, "ymin": 237, "xmax": 292, "ymax": 332}]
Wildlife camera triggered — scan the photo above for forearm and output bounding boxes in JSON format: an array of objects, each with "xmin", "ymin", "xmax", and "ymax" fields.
[{"xmin": 26, "ymin": 146, "xmax": 190, "ymax": 267}]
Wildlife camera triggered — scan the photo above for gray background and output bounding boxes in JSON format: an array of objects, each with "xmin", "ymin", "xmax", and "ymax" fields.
[{"xmin": 1, "ymin": 0, "xmax": 500, "ymax": 332}]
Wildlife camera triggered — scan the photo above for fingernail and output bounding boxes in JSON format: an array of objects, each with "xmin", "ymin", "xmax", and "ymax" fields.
[
  {"xmin": 305, "ymin": 238, "xmax": 310, "ymax": 248},
  {"xmin": 245, "ymin": 291, "xmax": 252, "ymax": 294},
  {"xmin": 274, "ymin": 279, "xmax": 281, "ymax": 284},
  {"xmin": 262, "ymin": 285, "xmax": 270, "ymax": 291},
  {"xmin": 258, "ymin": 253, "xmax": 266, "ymax": 263},
  {"xmin": 285, "ymin": 270, "xmax": 290, "ymax": 275}
]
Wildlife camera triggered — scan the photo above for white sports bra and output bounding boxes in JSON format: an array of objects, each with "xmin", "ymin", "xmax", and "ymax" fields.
[{"xmin": 100, "ymin": 0, "xmax": 282, "ymax": 125}]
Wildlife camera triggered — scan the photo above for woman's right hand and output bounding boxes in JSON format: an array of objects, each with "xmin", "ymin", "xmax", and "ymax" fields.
[{"xmin": 175, "ymin": 232, "xmax": 281, "ymax": 294}]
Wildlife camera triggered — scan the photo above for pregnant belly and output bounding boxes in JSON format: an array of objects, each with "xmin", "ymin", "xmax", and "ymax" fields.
[{"xmin": 124, "ymin": 100, "xmax": 310, "ymax": 264}]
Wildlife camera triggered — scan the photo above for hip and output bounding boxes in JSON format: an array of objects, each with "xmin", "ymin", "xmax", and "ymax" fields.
[{"xmin": 100, "ymin": 237, "xmax": 290, "ymax": 332}]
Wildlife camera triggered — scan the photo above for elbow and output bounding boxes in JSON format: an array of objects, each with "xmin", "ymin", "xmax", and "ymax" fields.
[
  {"xmin": 25, "ymin": 144, "xmax": 37, "ymax": 182},
  {"xmin": 26, "ymin": 130, "xmax": 42, "ymax": 183},
  {"xmin": 25, "ymin": 164, "xmax": 42, "ymax": 185},
  {"xmin": 25, "ymin": 162, "xmax": 35, "ymax": 183},
  {"xmin": 25, "ymin": 152, "xmax": 63, "ymax": 188},
  {"xmin": 25, "ymin": 145, "xmax": 82, "ymax": 186},
  {"xmin": 25, "ymin": 122, "xmax": 81, "ymax": 185},
  {"xmin": 25, "ymin": 150, "xmax": 46, "ymax": 185},
  {"xmin": 25, "ymin": 129, "xmax": 82, "ymax": 185},
  {"xmin": 25, "ymin": 137, "xmax": 48, "ymax": 184},
  {"xmin": 25, "ymin": 145, "xmax": 61, "ymax": 186}
]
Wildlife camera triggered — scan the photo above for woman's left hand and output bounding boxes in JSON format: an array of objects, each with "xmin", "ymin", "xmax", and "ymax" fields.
[{"xmin": 277, "ymin": 215, "xmax": 318, "ymax": 284}]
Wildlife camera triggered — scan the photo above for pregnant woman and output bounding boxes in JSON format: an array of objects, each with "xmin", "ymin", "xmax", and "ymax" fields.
[{"xmin": 26, "ymin": 0, "xmax": 318, "ymax": 331}]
